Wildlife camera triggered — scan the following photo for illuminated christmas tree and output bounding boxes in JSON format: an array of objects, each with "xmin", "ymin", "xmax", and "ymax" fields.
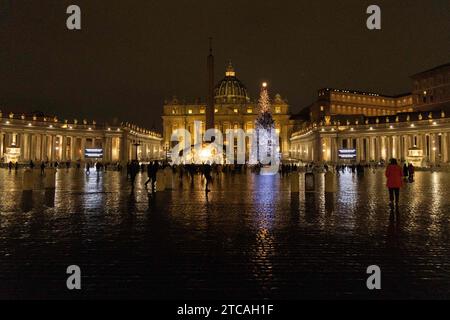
[{"xmin": 250, "ymin": 82, "xmax": 279, "ymax": 164}]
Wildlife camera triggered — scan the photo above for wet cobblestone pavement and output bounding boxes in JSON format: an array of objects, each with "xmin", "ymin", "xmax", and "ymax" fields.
[{"xmin": 0, "ymin": 168, "xmax": 450, "ymax": 299}]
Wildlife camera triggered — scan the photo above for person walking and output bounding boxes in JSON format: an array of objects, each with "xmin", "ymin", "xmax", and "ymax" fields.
[
  {"xmin": 385, "ymin": 158, "xmax": 403, "ymax": 208},
  {"xmin": 145, "ymin": 161, "xmax": 158, "ymax": 192}
]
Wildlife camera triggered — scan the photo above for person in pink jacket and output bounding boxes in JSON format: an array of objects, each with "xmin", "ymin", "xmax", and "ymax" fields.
[{"xmin": 385, "ymin": 158, "xmax": 403, "ymax": 207}]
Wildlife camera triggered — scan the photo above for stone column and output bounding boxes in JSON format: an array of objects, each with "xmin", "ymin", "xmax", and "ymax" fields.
[
  {"xmin": 61, "ymin": 136, "xmax": 67, "ymax": 161},
  {"xmin": 381, "ymin": 136, "xmax": 386, "ymax": 161},
  {"xmin": 80, "ymin": 137, "xmax": 86, "ymax": 161},
  {"xmin": 430, "ymin": 133, "xmax": 436, "ymax": 164},
  {"xmin": 0, "ymin": 132, "xmax": 4, "ymax": 160},
  {"xmin": 441, "ymin": 133, "xmax": 448, "ymax": 163},
  {"xmin": 70, "ymin": 137, "xmax": 77, "ymax": 161},
  {"xmin": 18, "ymin": 133, "xmax": 24, "ymax": 161}
]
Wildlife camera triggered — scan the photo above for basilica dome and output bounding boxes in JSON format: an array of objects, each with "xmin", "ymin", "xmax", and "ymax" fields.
[{"xmin": 214, "ymin": 62, "xmax": 250, "ymax": 104}]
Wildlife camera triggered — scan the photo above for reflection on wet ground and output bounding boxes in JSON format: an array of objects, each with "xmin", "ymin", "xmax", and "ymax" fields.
[{"xmin": 0, "ymin": 168, "xmax": 449, "ymax": 299}]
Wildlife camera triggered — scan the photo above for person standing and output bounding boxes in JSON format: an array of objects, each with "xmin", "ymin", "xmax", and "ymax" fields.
[
  {"xmin": 403, "ymin": 163, "xmax": 409, "ymax": 181},
  {"xmin": 202, "ymin": 162, "xmax": 212, "ymax": 193},
  {"xmin": 40, "ymin": 162, "xmax": 46, "ymax": 175},
  {"xmin": 408, "ymin": 163, "xmax": 415, "ymax": 183},
  {"xmin": 130, "ymin": 160, "xmax": 140, "ymax": 190},
  {"xmin": 385, "ymin": 158, "xmax": 403, "ymax": 208}
]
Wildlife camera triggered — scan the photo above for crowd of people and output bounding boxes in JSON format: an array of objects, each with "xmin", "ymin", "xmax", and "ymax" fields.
[{"xmin": 1, "ymin": 157, "xmax": 419, "ymax": 208}]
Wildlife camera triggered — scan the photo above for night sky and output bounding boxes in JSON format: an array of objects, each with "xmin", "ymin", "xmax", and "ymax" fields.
[{"xmin": 0, "ymin": 0, "xmax": 449, "ymax": 131}]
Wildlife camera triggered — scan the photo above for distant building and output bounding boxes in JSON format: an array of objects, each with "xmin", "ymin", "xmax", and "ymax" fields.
[
  {"xmin": 0, "ymin": 111, "xmax": 162, "ymax": 164},
  {"xmin": 162, "ymin": 62, "xmax": 293, "ymax": 160},
  {"xmin": 290, "ymin": 62, "xmax": 450, "ymax": 166},
  {"xmin": 411, "ymin": 63, "xmax": 450, "ymax": 112}
]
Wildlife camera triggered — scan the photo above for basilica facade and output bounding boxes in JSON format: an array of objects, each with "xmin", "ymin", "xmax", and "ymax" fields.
[
  {"xmin": 290, "ymin": 62, "xmax": 450, "ymax": 166},
  {"xmin": 0, "ymin": 111, "xmax": 163, "ymax": 164},
  {"xmin": 162, "ymin": 62, "xmax": 293, "ymax": 161}
]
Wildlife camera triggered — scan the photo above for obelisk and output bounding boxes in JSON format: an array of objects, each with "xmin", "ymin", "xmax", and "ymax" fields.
[{"xmin": 206, "ymin": 38, "xmax": 215, "ymax": 134}]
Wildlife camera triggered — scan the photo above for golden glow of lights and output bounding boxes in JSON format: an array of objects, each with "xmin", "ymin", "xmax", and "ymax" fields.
[
  {"xmin": 199, "ymin": 148, "xmax": 212, "ymax": 162},
  {"xmin": 262, "ymin": 82, "xmax": 268, "ymax": 88}
]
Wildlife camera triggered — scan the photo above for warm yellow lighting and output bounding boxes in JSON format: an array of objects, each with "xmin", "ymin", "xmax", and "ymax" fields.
[
  {"xmin": 234, "ymin": 108, "xmax": 238, "ymax": 113},
  {"xmin": 247, "ymin": 109, "xmax": 252, "ymax": 114},
  {"xmin": 262, "ymin": 82, "xmax": 267, "ymax": 88},
  {"xmin": 199, "ymin": 148, "xmax": 212, "ymax": 161},
  {"xmin": 188, "ymin": 109, "xmax": 192, "ymax": 114}
]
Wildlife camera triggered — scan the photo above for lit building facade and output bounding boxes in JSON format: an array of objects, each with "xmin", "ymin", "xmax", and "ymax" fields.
[
  {"xmin": 0, "ymin": 111, "xmax": 163, "ymax": 164},
  {"xmin": 162, "ymin": 62, "xmax": 293, "ymax": 160},
  {"xmin": 290, "ymin": 63, "xmax": 450, "ymax": 166}
]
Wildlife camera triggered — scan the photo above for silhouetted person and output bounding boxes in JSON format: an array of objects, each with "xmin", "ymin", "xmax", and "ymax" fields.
[
  {"xmin": 40, "ymin": 162, "xmax": 46, "ymax": 175},
  {"xmin": 202, "ymin": 162, "xmax": 212, "ymax": 192},
  {"xmin": 385, "ymin": 158, "xmax": 403, "ymax": 208},
  {"xmin": 29, "ymin": 160, "xmax": 35, "ymax": 169},
  {"xmin": 86, "ymin": 162, "xmax": 91, "ymax": 175},
  {"xmin": 403, "ymin": 163, "xmax": 409, "ymax": 180},
  {"xmin": 8, "ymin": 161, "xmax": 13, "ymax": 172},
  {"xmin": 145, "ymin": 161, "xmax": 158, "ymax": 192},
  {"xmin": 129, "ymin": 160, "xmax": 140, "ymax": 190},
  {"xmin": 408, "ymin": 163, "xmax": 415, "ymax": 183}
]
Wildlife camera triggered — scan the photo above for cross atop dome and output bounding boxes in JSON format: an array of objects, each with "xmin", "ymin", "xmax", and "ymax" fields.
[{"xmin": 225, "ymin": 60, "xmax": 236, "ymax": 77}]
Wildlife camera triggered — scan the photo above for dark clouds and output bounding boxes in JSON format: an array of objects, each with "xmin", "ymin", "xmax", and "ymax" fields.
[{"xmin": 0, "ymin": 0, "xmax": 449, "ymax": 130}]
